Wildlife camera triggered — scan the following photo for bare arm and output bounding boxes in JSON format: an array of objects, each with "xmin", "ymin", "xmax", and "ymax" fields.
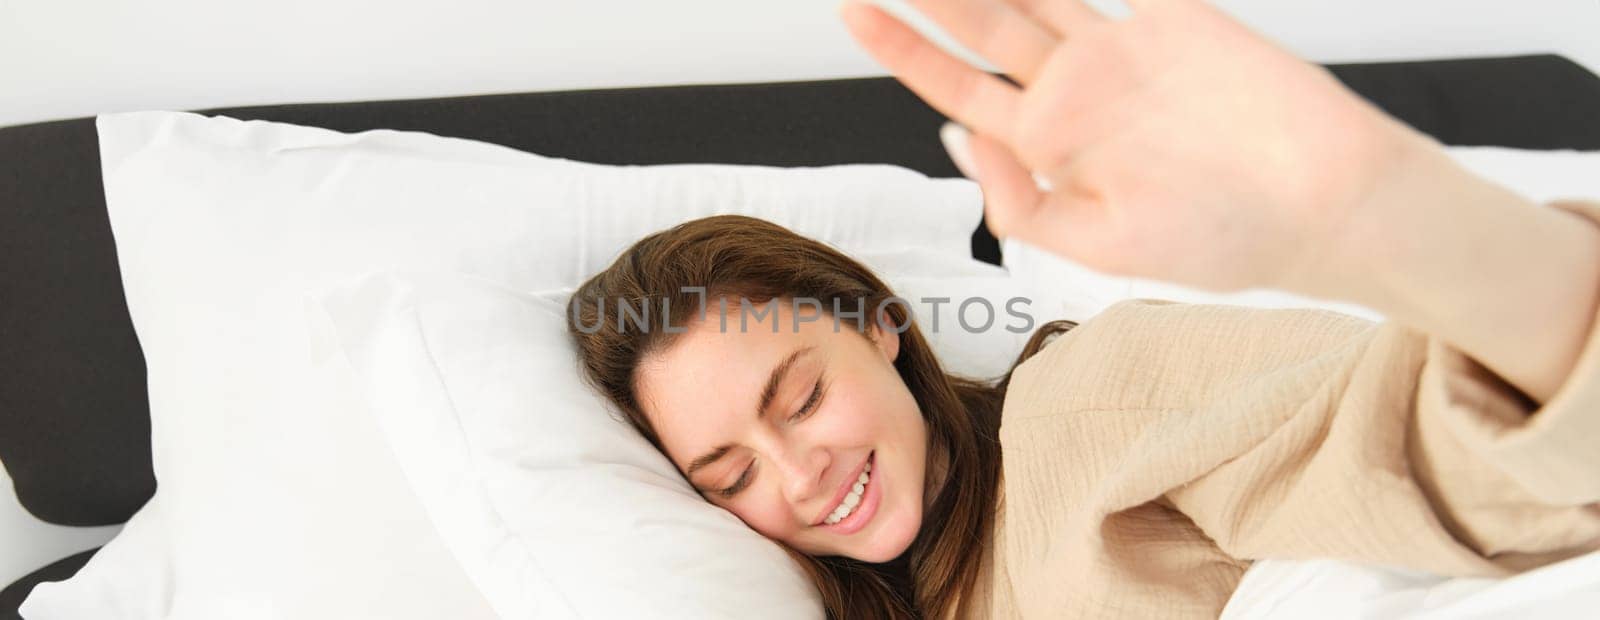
[{"xmin": 1302, "ymin": 137, "xmax": 1600, "ymax": 405}]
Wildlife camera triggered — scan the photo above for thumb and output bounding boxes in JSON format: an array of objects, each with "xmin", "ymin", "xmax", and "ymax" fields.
[{"xmin": 939, "ymin": 122, "xmax": 1046, "ymax": 243}]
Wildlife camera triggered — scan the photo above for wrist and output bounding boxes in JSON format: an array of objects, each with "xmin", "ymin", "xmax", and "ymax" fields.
[
  {"xmin": 1289, "ymin": 124, "xmax": 1506, "ymax": 307},
  {"xmin": 1304, "ymin": 132, "xmax": 1600, "ymax": 403}
]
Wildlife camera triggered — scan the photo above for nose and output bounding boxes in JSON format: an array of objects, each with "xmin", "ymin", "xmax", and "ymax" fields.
[{"xmin": 772, "ymin": 442, "xmax": 829, "ymax": 506}]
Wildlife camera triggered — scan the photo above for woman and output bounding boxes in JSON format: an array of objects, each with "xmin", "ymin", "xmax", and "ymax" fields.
[{"xmin": 567, "ymin": 0, "xmax": 1600, "ymax": 617}]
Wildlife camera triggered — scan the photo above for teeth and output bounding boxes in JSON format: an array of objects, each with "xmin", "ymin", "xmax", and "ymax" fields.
[{"xmin": 824, "ymin": 460, "xmax": 874, "ymax": 525}]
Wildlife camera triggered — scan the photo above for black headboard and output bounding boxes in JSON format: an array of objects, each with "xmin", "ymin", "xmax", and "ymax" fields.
[{"xmin": 3, "ymin": 54, "xmax": 1600, "ymax": 527}]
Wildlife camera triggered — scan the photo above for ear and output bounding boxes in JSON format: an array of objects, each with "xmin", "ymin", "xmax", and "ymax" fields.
[{"xmin": 871, "ymin": 307, "xmax": 901, "ymax": 364}]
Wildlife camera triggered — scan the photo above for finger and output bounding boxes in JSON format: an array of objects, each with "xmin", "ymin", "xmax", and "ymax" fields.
[
  {"xmin": 841, "ymin": 0, "xmax": 1023, "ymax": 140},
  {"xmin": 1002, "ymin": 0, "xmax": 1107, "ymax": 36},
  {"xmin": 1028, "ymin": 187, "xmax": 1112, "ymax": 271},
  {"xmin": 1123, "ymin": 0, "xmax": 1176, "ymax": 11},
  {"xmin": 963, "ymin": 129, "xmax": 1047, "ymax": 241},
  {"xmin": 907, "ymin": 0, "xmax": 1059, "ymax": 84},
  {"xmin": 968, "ymin": 129, "xmax": 1112, "ymax": 267}
]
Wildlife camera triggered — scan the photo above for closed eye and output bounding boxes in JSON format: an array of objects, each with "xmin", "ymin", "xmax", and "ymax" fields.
[
  {"xmin": 787, "ymin": 374, "xmax": 827, "ymax": 423},
  {"xmin": 717, "ymin": 462, "xmax": 755, "ymax": 498},
  {"xmin": 718, "ymin": 374, "xmax": 829, "ymax": 498}
]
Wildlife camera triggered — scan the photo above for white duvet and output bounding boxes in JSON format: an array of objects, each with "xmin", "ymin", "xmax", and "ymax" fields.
[{"xmin": 1222, "ymin": 550, "xmax": 1600, "ymax": 618}]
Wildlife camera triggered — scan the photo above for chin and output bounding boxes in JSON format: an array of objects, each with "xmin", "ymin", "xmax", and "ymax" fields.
[
  {"xmin": 850, "ymin": 509, "xmax": 922, "ymax": 564},
  {"xmin": 851, "ymin": 539, "xmax": 913, "ymax": 564}
]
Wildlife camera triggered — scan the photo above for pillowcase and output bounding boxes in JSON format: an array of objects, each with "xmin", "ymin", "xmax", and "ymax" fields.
[
  {"xmin": 1003, "ymin": 146, "xmax": 1600, "ymax": 324},
  {"xmin": 94, "ymin": 111, "xmax": 983, "ymax": 292},
  {"xmin": 837, "ymin": 247, "xmax": 1038, "ymax": 380},
  {"xmin": 318, "ymin": 272, "xmax": 812, "ymax": 619},
  {"xmin": 21, "ymin": 111, "xmax": 984, "ymax": 618},
  {"xmin": 314, "ymin": 260, "xmax": 1039, "ymax": 620}
]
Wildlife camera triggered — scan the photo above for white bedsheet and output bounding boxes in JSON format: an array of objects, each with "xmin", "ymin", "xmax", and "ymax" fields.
[{"xmin": 1222, "ymin": 551, "xmax": 1600, "ymax": 619}]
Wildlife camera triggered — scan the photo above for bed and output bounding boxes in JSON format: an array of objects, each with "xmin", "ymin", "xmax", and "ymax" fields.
[{"xmin": 3, "ymin": 53, "xmax": 1600, "ymax": 617}]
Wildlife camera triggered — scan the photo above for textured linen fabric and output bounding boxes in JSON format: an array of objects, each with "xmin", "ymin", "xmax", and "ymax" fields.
[{"xmin": 961, "ymin": 199, "xmax": 1600, "ymax": 618}]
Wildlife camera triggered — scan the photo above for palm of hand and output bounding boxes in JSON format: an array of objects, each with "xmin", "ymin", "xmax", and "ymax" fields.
[{"xmin": 845, "ymin": 0, "xmax": 1421, "ymax": 292}]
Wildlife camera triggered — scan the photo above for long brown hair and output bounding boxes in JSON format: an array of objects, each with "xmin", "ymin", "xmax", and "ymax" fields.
[{"xmin": 566, "ymin": 215, "xmax": 1075, "ymax": 619}]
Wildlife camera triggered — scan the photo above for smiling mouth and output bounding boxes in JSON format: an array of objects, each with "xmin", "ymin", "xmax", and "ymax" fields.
[{"xmin": 816, "ymin": 451, "xmax": 875, "ymax": 527}]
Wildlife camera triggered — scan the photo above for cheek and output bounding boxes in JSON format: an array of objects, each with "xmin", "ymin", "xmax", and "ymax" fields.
[
  {"xmin": 814, "ymin": 395, "xmax": 884, "ymax": 441},
  {"xmin": 720, "ymin": 489, "xmax": 801, "ymax": 540},
  {"xmin": 829, "ymin": 371, "xmax": 922, "ymax": 446}
]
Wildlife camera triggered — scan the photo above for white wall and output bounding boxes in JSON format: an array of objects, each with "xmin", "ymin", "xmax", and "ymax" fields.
[
  {"xmin": 3, "ymin": 0, "xmax": 1597, "ymax": 590},
  {"xmin": 1213, "ymin": 0, "xmax": 1600, "ymax": 69},
  {"xmin": 2, "ymin": 1, "xmax": 1598, "ymax": 128}
]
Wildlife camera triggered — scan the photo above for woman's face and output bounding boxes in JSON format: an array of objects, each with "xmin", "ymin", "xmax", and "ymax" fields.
[{"xmin": 634, "ymin": 297, "xmax": 928, "ymax": 562}]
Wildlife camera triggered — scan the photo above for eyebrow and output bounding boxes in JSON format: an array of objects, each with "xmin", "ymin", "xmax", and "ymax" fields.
[{"xmin": 684, "ymin": 345, "xmax": 815, "ymax": 482}]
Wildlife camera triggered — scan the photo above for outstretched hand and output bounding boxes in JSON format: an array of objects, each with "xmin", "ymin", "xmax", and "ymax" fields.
[{"xmin": 840, "ymin": 0, "xmax": 1439, "ymax": 293}]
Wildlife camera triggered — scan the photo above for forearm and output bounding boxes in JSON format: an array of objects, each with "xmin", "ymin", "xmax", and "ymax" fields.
[{"xmin": 1305, "ymin": 138, "xmax": 1600, "ymax": 405}]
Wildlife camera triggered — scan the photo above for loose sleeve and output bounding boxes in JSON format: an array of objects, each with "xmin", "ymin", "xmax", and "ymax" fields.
[
  {"xmin": 1172, "ymin": 198, "xmax": 1600, "ymax": 576},
  {"xmin": 1416, "ymin": 198, "xmax": 1600, "ymax": 505},
  {"xmin": 1162, "ymin": 290, "xmax": 1600, "ymax": 576}
]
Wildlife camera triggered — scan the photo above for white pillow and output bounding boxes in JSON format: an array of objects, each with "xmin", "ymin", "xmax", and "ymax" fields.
[
  {"xmin": 318, "ymin": 272, "xmax": 814, "ymax": 619},
  {"xmin": 314, "ymin": 260, "xmax": 1038, "ymax": 620},
  {"xmin": 21, "ymin": 111, "xmax": 984, "ymax": 619},
  {"xmin": 841, "ymin": 247, "xmax": 1039, "ymax": 380},
  {"xmin": 94, "ymin": 111, "xmax": 982, "ymax": 292},
  {"xmin": 1003, "ymin": 146, "xmax": 1600, "ymax": 323}
]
